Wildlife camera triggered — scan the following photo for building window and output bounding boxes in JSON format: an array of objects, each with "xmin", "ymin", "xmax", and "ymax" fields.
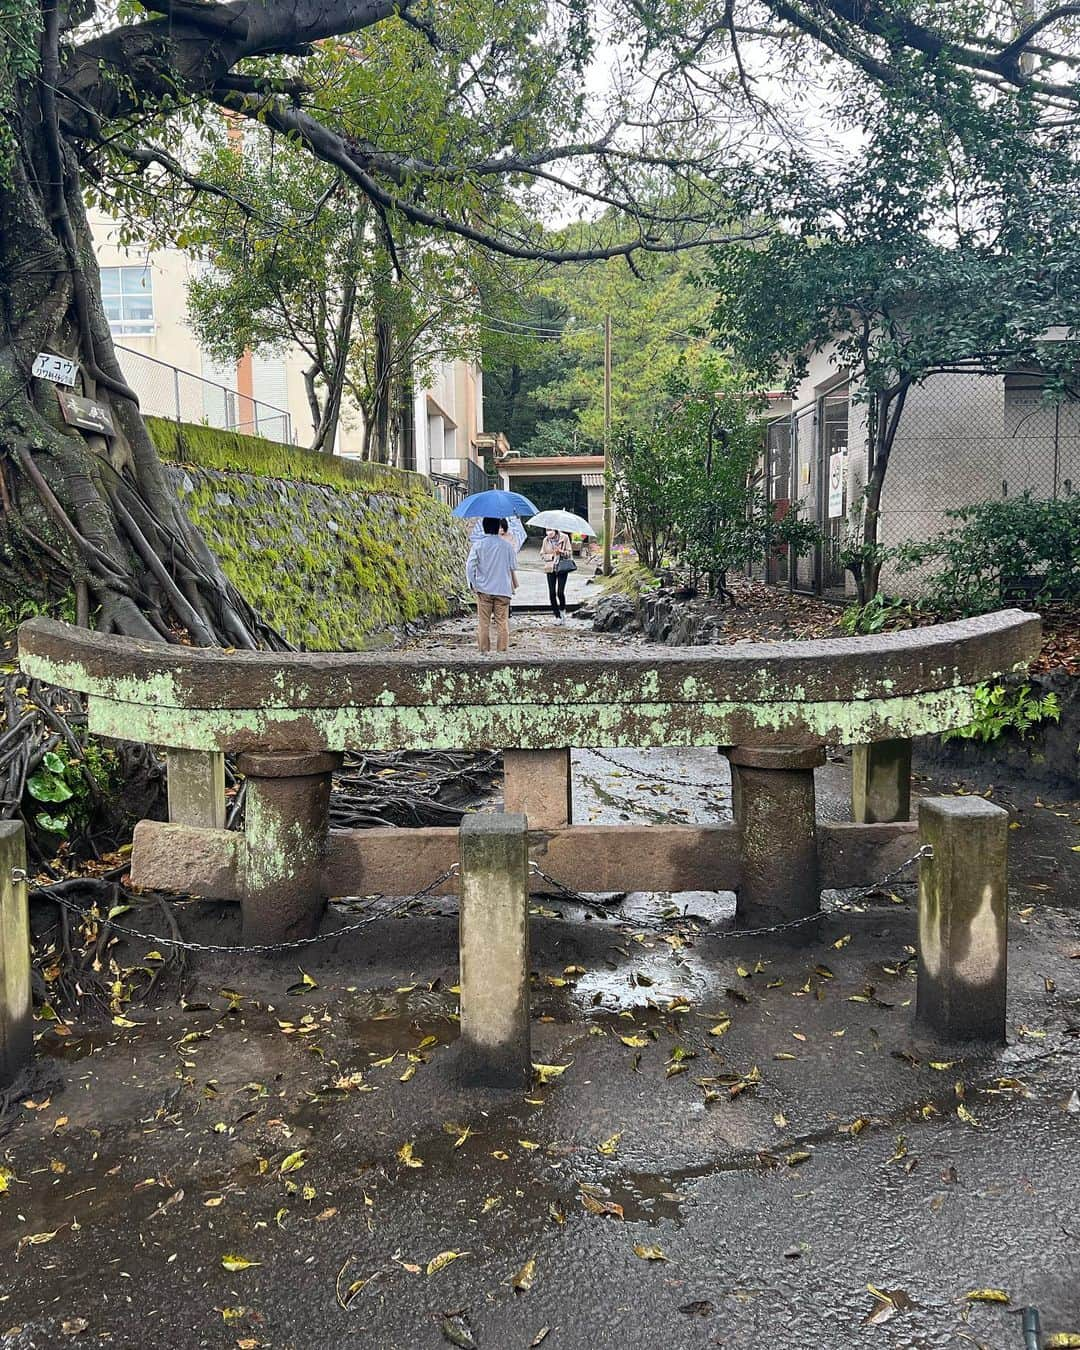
[{"xmin": 100, "ymin": 265, "xmax": 154, "ymax": 335}]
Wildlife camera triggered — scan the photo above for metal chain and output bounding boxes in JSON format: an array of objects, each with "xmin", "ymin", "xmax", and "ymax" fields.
[
  {"xmin": 32, "ymin": 863, "xmax": 461, "ymax": 957},
  {"xmin": 32, "ymin": 843, "xmax": 933, "ymax": 957},
  {"xmin": 583, "ymin": 747, "xmax": 732, "ymax": 792},
  {"xmin": 528, "ymin": 844, "xmax": 933, "ymax": 942},
  {"xmin": 833, "ymin": 844, "xmax": 933, "ymax": 907}
]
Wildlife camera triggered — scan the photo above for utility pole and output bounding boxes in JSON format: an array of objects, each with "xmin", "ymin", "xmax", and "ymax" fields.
[{"xmin": 602, "ymin": 312, "xmax": 613, "ymax": 575}]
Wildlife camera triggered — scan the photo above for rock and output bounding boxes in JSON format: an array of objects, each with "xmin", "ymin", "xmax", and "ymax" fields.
[{"xmin": 593, "ymin": 593, "xmax": 639, "ymax": 633}]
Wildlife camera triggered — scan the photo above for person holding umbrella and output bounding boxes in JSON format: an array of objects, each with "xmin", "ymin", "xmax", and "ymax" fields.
[
  {"xmin": 465, "ymin": 517, "xmax": 518, "ymax": 652},
  {"xmin": 528, "ymin": 509, "xmax": 595, "ymax": 621},
  {"xmin": 454, "ymin": 488, "xmax": 538, "ymax": 654},
  {"xmin": 540, "ymin": 527, "xmax": 574, "ymax": 620}
]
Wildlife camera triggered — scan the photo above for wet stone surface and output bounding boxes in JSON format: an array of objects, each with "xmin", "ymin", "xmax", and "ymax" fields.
[{"xmin": 2, "ymin": 741, "xmax": 1079, "ymax": 1347}]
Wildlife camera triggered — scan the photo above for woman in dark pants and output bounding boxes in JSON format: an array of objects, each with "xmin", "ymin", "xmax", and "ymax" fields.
[{"xmin": 540, "ymin": 528, "xmax": 572, "ymax": 619}]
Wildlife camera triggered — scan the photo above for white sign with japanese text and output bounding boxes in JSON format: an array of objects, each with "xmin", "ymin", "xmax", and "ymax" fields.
[{"xmin": 32, "ymin": 352, "xmax": 79, "ymax": 388}]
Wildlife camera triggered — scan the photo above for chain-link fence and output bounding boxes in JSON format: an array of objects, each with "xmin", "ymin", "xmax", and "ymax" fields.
[
  {"xmin": 116, "ymin": 345, "xmax": 294, "ymax": 444},
  {"xmin": 879, "ymin": 371, "xmax": 1079, "ymax": 599},
  {"xmin": 768, "ymin": 370, "xmax": 1079, "ymax": 601}
]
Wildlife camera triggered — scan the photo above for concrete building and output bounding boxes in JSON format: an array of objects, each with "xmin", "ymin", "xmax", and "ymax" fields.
[
  {"xmin": 763, "ymin": 342, "xmax": 1080, "ymax": 598},
  {"xmin": 90, "ymin": 209, "xmax": 489, "ymax": 493},
  {"xmin": 494, "ymin": 454, "xmax": 607, "ymax": 526}
]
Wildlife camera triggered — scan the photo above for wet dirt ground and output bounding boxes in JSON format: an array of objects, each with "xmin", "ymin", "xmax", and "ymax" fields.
[{"xmin": 3, "ymin": 610, "xmax": 1080, "ymax": 1350}]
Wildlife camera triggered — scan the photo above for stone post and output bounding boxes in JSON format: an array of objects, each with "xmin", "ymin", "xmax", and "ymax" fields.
[
  {"xmin": 728, "ymin": 745, "xmax": 824, "ymax": 931},
  {"xmin": 503, "ymin": 749, "xmax": 572, "ymax": 829},
  {"xmin": 852, "ymin": 739, "xmax": 912, "ymax": 824},
  {"xmin": 238, "ymin": 750, "xmax": 341, "ymax": 945},
  {"xmin": 916, "ymin": 797, "xmax": 1008, "ymax": 1043},
  {"xmin": 167, "ymin": 749, "xmax": 226, "ymax": 829},
  {"xmin": 0, "ymin": 822, "xmax": 32, "ymax": 1086},
  {"xmin": 458, "ymin": 812, "xmax": 531, "ymax": 1088}
]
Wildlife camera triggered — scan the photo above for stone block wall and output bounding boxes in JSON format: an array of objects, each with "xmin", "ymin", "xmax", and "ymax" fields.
[{"xmin": 151, "ymin": 419, "xmax": 468, "ymax": 650}]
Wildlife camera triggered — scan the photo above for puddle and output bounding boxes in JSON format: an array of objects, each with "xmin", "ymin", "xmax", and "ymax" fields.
[{"xmin": 36, "ymin": 1028, "xmax": 116, "ymax": 1062}]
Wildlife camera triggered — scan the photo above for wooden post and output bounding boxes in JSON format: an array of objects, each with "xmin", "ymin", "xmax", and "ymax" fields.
[
  {"xmin": 852, "ymin": 738, "xmax": 911, "ymax": 823},
  {"xmin": 167, "ymin": 749, "xmax": 226, "ymax": 829},
  {"xmin": 0, "ymin": 822, "xmax": 33, "ymax": 1086},
  {"xmin": 458, "ymin": 812, "xmax": 531, "ymax": 1088},
  {"xmin": 916, "ymin": 797, "xmax": 1008, "ymax": 1043},
  {"xmin": 503, "ymin": 749, "xmax": 572, "ymax": 829}
]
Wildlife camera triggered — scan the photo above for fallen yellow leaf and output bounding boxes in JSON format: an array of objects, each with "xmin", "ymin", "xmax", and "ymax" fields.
[
  {"xmin": 221, "ymin": 1254, "xmax": 260, "ymax": 1272},
  {"xmin": 964, "ymin": 1289, "xmax": 1009, "ymax": 1303},
  {"xmin": 426, "ymin": 1249, "xmax": 467, "ymax": 1276},
  {"xmin": 633, "ymin": 1244, "xmax": 667, "ymax": 1261},
  {"xmin": 513, "ymin": 1257, "xmax": 537, "ymax": 1291},
  {"xmin": 397, "ymin": 1141, "xmax": 423, "ymax": 1168}
]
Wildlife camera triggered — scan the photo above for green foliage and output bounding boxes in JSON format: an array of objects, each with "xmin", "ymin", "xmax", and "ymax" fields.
[
  {"xmin": 596, "ymin": 562, "xmax": 661, "ymax": 598},
  {"xmin": 0, "ymin": 590, "xmax": 77, "ymax": 635},
  {"xmin": 0, "ymin": 0, "xmax": 40, "ymax": 181},
  {"xmin": 613, "ymin": 359, "xmax": 819, "ymax": 583},
  {"xmin": 26, "ymin": 743, "xmax": 119, "ymax": 842},
  {"xmin": 706, "ymin": 84, "xmax": 1080, "ymax": 597},
  {"xmin": 943, "ymin": 683, "xmax": 1061, "ymax": 744},
  {"xmin": 147, "ymin": 417, "xmax": 426, "ymax": 497},
  {"xmin": 897, "ymin": 494, "xmax": 1080, "ymax": 617},
  {"xmin": 483, "ymin": 239, "xmax": 713, "ymax": 454},
  {"xmin": 839, "ymin": 593, "xmax": 915, "ymax": 635}
]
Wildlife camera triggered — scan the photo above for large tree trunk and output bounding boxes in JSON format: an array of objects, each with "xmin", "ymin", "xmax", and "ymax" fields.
[
  {"xmin": 366, "ymin": 310, "xmax": 395, "ymax": 464},
  {"xmin": 1, "ymin": 46, "xmax": 283, "ymax": 649}
]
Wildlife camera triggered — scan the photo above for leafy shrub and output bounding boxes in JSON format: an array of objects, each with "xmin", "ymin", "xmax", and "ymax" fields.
[
  {"xmin": 943, "ymin": 682, "xmax": 1061, "ymax": 743},
  {"xmin": 897, "ymin": 494, "xmax": 1080, "ymax": 616},
  {"xmin": 839, "ymin": 593, "xmax": 916, "ymax": 635},
  {"xmin": 26, "ymin": 742, "xmax": 119, "ymax": 843}
]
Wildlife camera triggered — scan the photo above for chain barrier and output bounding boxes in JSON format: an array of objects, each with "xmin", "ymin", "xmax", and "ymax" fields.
[
  {"xmin": 528, "ymin": 844, "xmax": 933, "ymax": 942},
  {"xmin": 31, "ymin": 863, "xmax": 461, "ymax": 957},
  {"xmin": 583, "ymin": 747, "xmax": 732, "ymax": 792},
  {"xmin": 31, "ymin": 843, "xmax": 933, "ymax": 956}
]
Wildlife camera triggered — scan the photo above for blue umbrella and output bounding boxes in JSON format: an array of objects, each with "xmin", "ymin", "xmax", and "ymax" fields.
[{"xmin": 451, "ymin": 488, "xmax": 539, "ymax": 518}]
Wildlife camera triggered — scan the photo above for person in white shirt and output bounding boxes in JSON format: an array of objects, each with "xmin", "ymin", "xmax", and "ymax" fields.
[{"xmin": 465, "ymin": 517, "xmax": 519, "ymax": 652}]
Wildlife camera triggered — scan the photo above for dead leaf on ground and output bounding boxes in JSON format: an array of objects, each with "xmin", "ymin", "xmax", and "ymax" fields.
[
  {"xmin": 863, "ymin": 1286, "xmax": 912, "ymax": 1325},
  {"xmin": 964, "ymin": 1289, "xmax": 1010, "ymax": 1303},
  {"xmin": 597, "ymin": 1132, "xmax": 622, "ymax": 1157},
  {"xmin": 513, "ymin": 1257, "xmax": 537, "ymax": 1291},
  {"xmin": 533, "ymin": 1062, "xmax": 571, "ymax": 1084},
  {"xmin": 426, "ymin": 1250, "xmax": 467, "ymax": 1276},
  {"xmin": 440, "ymin": 1312, "xmax": 477, "ymax": 1348},
  {"xmin": 633, "ymin": 1244, "xmax": 668, "ymax": 1261},
  {"xmin": 397, "ymin": 1141, "xmax": 423, "ymax": 1168},
  {"xmin": 221, "ymin": 1254, "xmax": 260, "ymax": 1272}
]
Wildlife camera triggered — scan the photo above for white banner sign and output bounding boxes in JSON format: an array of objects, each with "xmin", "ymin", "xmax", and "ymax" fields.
[
  {"xmin": 32, "ymin": 352, "xmax": 79, "ymax": 388},
  {"xmin": 828, "ymin": 450, "xmax": 845, "ymax": 519}
]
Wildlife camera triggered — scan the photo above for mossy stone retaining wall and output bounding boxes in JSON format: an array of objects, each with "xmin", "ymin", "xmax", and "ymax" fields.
[{"xmin": 153, "ymin": 419, "xmax": 468, "ymax": 650}]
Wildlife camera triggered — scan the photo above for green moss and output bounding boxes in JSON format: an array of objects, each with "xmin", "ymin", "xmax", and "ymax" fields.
[
  {"xmin": 171, "ymin": 461, "xmax": 469, "ymax": 650},
  {"xmin": 148, "ymin": 417, "xmax": 430, "ymax": 498}
]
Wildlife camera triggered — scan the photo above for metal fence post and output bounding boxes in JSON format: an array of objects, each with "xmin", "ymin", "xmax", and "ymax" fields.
[{"xmin": 0, "ymin": 822, "xmax": 33, "ymax": 1086}]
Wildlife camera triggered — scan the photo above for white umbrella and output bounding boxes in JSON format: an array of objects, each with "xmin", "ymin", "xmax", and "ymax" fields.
[
  {"xmin": 527, "ymin": 509, "xmax": 597, "ymax": 537},
  {"xmin": 468, "ymin": 516, "xmax": 527, "ymax": 551}
]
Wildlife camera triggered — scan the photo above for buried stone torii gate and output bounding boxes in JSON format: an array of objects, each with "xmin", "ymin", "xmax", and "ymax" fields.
[{"xmin": 12, "ymin": 610, "xmax": 1041, "ymax": 1084}]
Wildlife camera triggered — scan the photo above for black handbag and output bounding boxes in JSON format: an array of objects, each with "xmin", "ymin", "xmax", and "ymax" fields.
[{"xmin": 554, "ymin": 555, "xmax": 577, "ymax": 575}]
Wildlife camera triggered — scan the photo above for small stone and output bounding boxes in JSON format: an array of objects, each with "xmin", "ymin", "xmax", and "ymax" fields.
[{"xmin": 783, "ymin": 1245, "xmax": 803, "ymax": 1259}]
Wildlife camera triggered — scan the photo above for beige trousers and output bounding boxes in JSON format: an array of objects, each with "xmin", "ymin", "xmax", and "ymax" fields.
[{"xmin": 475, "ymin": 592, "xmax": 510, "ymax": 652}]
